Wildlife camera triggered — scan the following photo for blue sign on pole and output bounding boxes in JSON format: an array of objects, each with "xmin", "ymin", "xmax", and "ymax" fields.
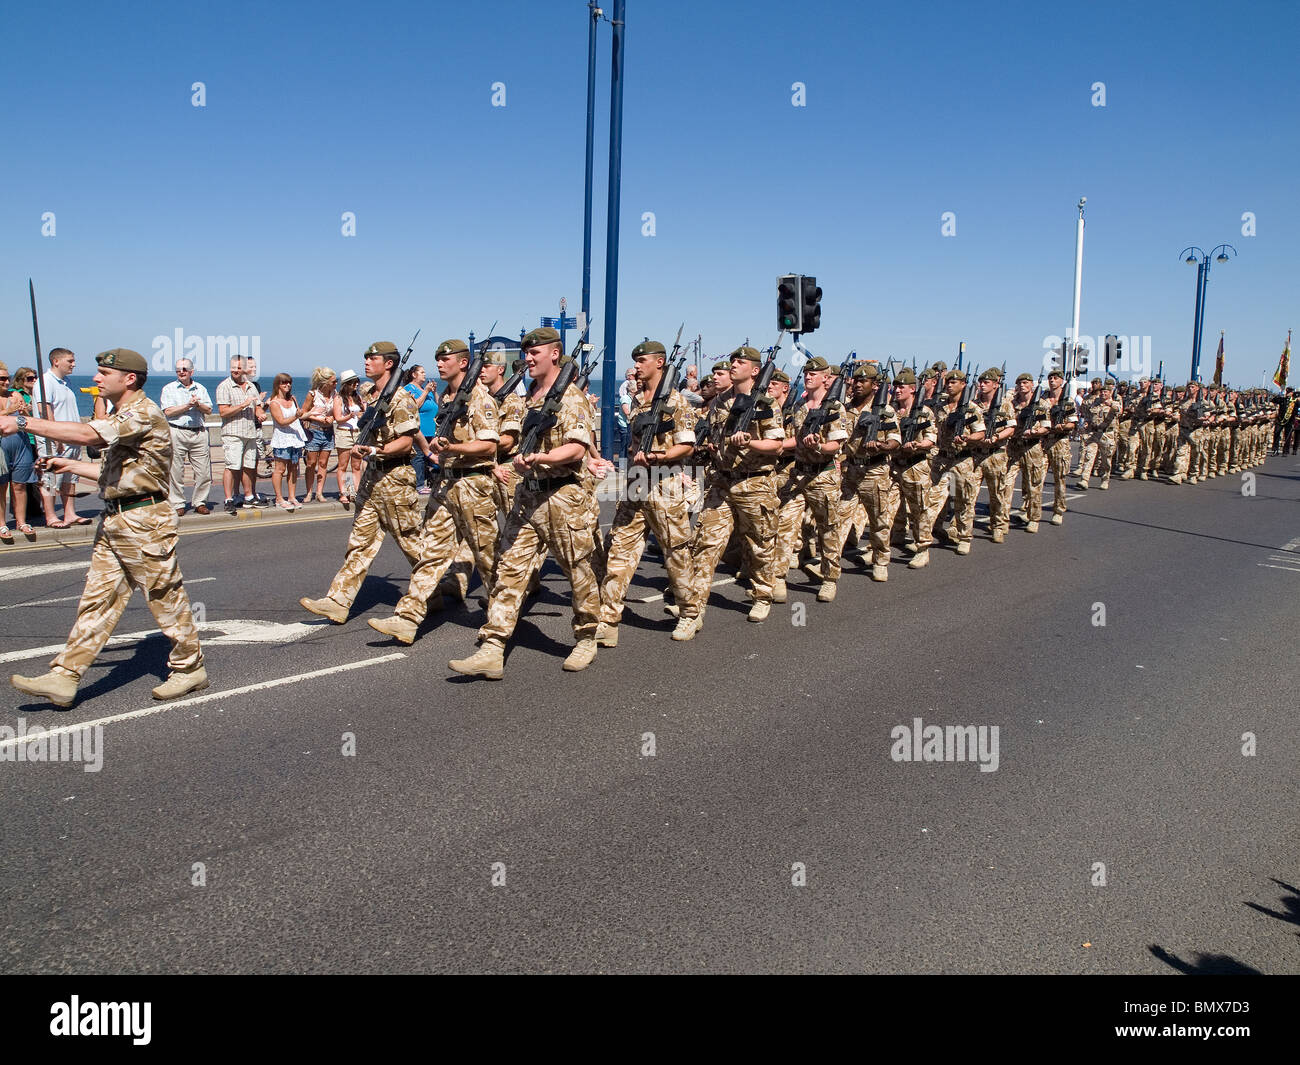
[{"xmin": 541, "ymin": 317, "xmax": 578, "ymax": 329}]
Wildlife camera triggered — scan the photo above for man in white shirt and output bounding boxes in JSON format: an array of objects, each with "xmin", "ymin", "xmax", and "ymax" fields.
[
  {"xmin": 160, "ymin": 358, "xmax": 214, "ymax": 514},
  {"xmin": 214, "ymin": 357, "xmax": 264, "ymax": 512},
  {"xmin": 38, "ymin": 347, "xmax": 87, "ymax": 527}
]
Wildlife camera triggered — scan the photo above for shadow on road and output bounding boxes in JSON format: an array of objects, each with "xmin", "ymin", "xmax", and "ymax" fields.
[{"xmin": 1147, "ymin": 945, "xmax": 1263, "ymax": 974}]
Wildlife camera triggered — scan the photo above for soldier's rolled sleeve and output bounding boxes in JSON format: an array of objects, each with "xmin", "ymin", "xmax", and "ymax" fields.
[
  {"xmin": 673, "ymin": 429, "xmax": 696, "ymax": 445},
  {"xmin": 762, "ymin": 425, "xmax": 787, "ymax": 440},
  {"xmin": 475, "ymin": 428, "xmax": 501, "ymax": 442}
]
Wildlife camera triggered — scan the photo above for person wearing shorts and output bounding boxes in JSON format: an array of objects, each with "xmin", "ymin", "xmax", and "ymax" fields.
[
  {"xmin": 302, "ymin": 367, "xmax": 337, "ymax": 503},
  {"xmin": 0, "ymin": 362, "xmax": 39, "ymax": 538},
  {"xmin": 333, "ymin": 369, "xmax": 365, "ymax": 507},
  {"xmin": 215, "ymin": 356, "xmax": 264, "ymax": 513},
  {"xmin": 269, "ymin": 373, "xmax": 308, "ymax": 509}
]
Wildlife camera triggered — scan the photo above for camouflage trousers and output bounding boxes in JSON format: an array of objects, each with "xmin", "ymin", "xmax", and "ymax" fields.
[
  {"xmin": 1135, "ymin": 422, "xmax": 1157, "ymax": 475},
  {"xmin": 394, "ymin": 472, "xmax": 499, "ymax": 624},
  {"xmin": 1114, "ymin": 424, "xmax": 1137, "ymax": 476},
  {"xmin": 1173, "ymin": 429, "xmax": 1201, "ymax": 479},
  {"xmin": 973, "ymin": 449, "xmax": 1011, "ymax": 536},
  {"xmin": 52, "ymin": 503, "xmax": 203, "ymax": 681},
  {"xmin": 479, "ymin": 480, "xmax": 601, "ymax": 643},
  {"xmin": 1047, "ymin": 437, "xmax": 1071, "ymax": 514},
  {"xmin": 776, "ymin": 466, "xmax": 842, "ymax": 580},
  {"xmin": 323, "ymin": 466, "xmax": 426, "ymax": 613},
  {"xmin": 599, "ymin": 474, "xmax": 693, "ymax": 625},
  {"xmin": 1161, "ymin": 423, "xmax": 1181, "ymax": 474},
  {"xmin": 1008, "ymin": 444, "xmax": 1046, "ymax": 522},
  {"xmin": 927, "ymin": 455, "xmax": 979, "ymax": 544},
  {"xmin": 1078, "ymin": 430, "xmax": 1115, "ymax": 485},
  {"xmin": 891, "ymin": 458, "xmax": 933, "ymax": 549},
  {"xmin": 838, "ymin": 459, "xmax": 897, "ymax": 567},
  {"xmin": 683, "ymin": 471, "xmax": 779, "ymax": 619}
]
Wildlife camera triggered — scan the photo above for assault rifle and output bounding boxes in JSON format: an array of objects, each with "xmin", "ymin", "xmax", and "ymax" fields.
[
  {"xmin": 28, "ymin": 280, "xmax": 55, "ymax": 463},
  {"xmin": 432, "ymin": 344, "xmax": 485, "ymax": 442},
  {"xmin": 981, "ymin": 362, "xmax": 1008, "ymax": 446},
  {"xmin": 630, "ymin": 354, "xmax": 685, "ymax": 459},
  {"xmin": 351, "ymin": 329, "xmax": 420, "ymax": 512},
  {"xmin": 898, "ymin": 359, "xmax": 927, "ymax": 444},
  {"xmin": 492, "ymin": 366, "xmax": 525, "ymax": 403},
  {"xmin": 800, "ymin": 352, "xmax": 854, "ymax": 440},
  {"xmin": 1016, "ymin": 370, "xmax": 1045, "ymax": 436},
  {"xmin": 517, "ymin": 359, "xmax": 579, "ymax": 460},
  {"xmin": 945, "ymin": 364, "xmax": 979, "ymax": 437},
  {"xmin": 851, "ymin": 366, "xmax": 891, "ymax": 443},
  {"xmin": 723, "ymin": 333, "xmax": 783, "ymax": 439}
]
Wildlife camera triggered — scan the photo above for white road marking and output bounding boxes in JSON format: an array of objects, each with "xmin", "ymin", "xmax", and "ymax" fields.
[
  {"xmin": 0, "ymin": 560, "xmax": 90, "ymax": 582},
  {"xmin": 0, "ymin": 576, "xmax": 217, "ymax": 611},
  {"xmin": 0, "ymin": 617, "xmax": 329, "ymax": 664},
  {"xmin": 637, "ymin": 577, "xmax": 733, "ymax": 604},
  {"xmin": 1257, "ymin": 564, "xmax": 1300, "ymax": 573},
  {"xmin": 0, "ymin": 653, "xmax": 407, "ymax": 751}
]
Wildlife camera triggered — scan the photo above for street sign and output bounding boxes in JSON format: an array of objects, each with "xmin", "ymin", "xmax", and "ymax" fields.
[{"xmin": 541, "ymin": 316, "xmax": 578, "ymax": 329}]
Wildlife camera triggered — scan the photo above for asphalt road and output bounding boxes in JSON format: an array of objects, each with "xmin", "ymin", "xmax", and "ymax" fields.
[{"xmin": 2, "ymin": 455, "xmax": 1298, "ymax": 974}]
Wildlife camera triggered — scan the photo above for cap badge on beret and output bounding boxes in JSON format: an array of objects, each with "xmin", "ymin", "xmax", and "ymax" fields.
[
  {"xmin": 95, "ymin": 348, "xmax": 148, "ymax": 373},
  {"xmin": 632, "ymin": 340, "xmax": 666, "ymax": 358},
  {"xmin": 803, "ymin": 356, "xmax": 830, "ymax": 372},
  {"xmin": 521, "ymin": 327, "xmax": 561, "ymax": 350},
  {"xmin": 365, "ymin": 341, "xmax": 399, "ymax": 358},
  {"xmin": 435, "ymin": 339, "xmax": 470, "ymax": 358},
  {"xmin": 728, "ymin": 346, "xmax": 762, "ymax": 364}
]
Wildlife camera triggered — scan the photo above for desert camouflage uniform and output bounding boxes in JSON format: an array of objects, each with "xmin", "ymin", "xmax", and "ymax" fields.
[
  {"xmin": 599, "ymin": 387, "xmax": 696, "ymax": 625},
  {"xmin": 478, "ymin": 381, "xmax": 601, "ymax": 643},
  {"xmin": 1006, "ymin": 393, "xmax": 1051, "ymax": 522},
  {"xmin": 837, "ymin": 394, "xmax": 901, "ymax": 569},
  {"xmin": 1045, "ymin": 391, "xmax": 1078, "ymax": 515},
  {"xmin": 682, "ymin": 390, "xmax": 784, "ymax": 620},
  {"xmin": 52, "ymin": 392, "xmax": 203, "ymax": 681},
  {"xmin": 1114, "ymin": 392, "xmax": 1138, "ymax": 477},
  {"xmin": 1172, "ymin": 395, "xmax": 1204, "ymax": 481},
  {"xmin": 926, "ymin": 393, "xmax": 986, "ymax": 545},
  {"xmin": 1078, "ymin": 391, "xmax": 1121, "ymax": 487},
  {"xmin": 780, "ymin": 397, "xmax": 848, "ymax": 581},
  {"xmin": 972, "ymin": 393, "xmax": 1016, "ymax": 537},
  {"xmin": 392, "ymin": 384, "xmax": 501, "ymax": 625},
  {"xmin": 316, "ymin": 389, "xmax": 429, "ymax": 613},
  {"xmin": 891, "ymin": 400, "xmax": 938, "ymax": 548}
]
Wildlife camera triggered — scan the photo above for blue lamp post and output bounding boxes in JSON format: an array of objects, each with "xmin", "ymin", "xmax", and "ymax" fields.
[{"xmin": 1179, "ymin": 244, "xmax": 1237, "ymax": 382}]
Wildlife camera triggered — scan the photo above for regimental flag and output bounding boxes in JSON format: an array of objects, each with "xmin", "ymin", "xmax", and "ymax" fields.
[
  {"xmin": 1213, "ymin": 331, "xmax": 1224, "ymax": 386},
  {"xmin": 1275, "ymin": 330, "xmax": 1292, "ymax": 389}
]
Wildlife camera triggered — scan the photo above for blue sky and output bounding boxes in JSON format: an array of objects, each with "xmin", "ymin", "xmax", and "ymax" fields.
[{"xmin": 3, "ymin": 0, "xmax": 1297, "ymax": 391}]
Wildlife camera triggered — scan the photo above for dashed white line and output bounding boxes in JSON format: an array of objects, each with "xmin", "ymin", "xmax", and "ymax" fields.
[
  {"xmin": 0, "ymin": 576, "xmax": 217, "ymax": 611},
  {"xmin": 0, "ymin": 560, "xmax": 91, "ymax": 582},
  {"xmin": 637, "ymin": 577, "xmax": 733, "ymax": 604},
  {"xmin": 0, "ymin": 652, "xmax": 407, "ymax": 751}
]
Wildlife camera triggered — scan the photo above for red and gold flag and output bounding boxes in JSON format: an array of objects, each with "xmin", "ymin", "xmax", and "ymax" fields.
[
  {"xmin": 1213, "ymin": 332, "xmax": 1224, "ymax": 385},
  {"xmin": 1275, "ymin": 331, "xmax": 1291, "ymax": 389}
]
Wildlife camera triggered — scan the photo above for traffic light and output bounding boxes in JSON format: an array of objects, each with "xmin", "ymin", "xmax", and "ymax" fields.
[
  {"xmin": 777, "ymin": 274, "xmax": 801, "ymax": 333},
  {"xmin": 799, "ymin": 275, "xmax": 822, "ymax": 334}
]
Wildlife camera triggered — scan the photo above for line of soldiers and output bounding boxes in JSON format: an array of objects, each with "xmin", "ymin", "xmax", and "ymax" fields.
[
  {"xmin": 296, "ymin": 333, "xmax": 1276, "ymax": 679},
  {"xmin": 1068, "ymin": 375, "xmax": 1274, "ymax": 487}
]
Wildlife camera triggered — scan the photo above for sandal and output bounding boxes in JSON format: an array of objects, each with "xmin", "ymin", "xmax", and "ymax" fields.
[
  {"xmin": 0, "ymin": 526, "xmax": 11, "ymax": 539},
  {"xmin": 70, "ymin": 516, "xmax": 92, "ymax": 525},
  {"xmin": 19, "ymin": 524, "xmax": 35, "ymax": 536},
  {"xmin": 47, "ymin": 519, "xmax": 70, "ymax": 529}
]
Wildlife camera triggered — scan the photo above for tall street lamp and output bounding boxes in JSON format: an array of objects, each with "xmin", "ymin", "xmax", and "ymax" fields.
[{"xmin": 1179, "ymin": 244, "xmax": 1237, "ymax": 382}]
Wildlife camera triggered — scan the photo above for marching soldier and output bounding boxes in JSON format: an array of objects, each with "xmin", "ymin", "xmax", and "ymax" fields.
[
  {"xmin": 674, "ymin": 346, "xmax": 785, "ymax": 640},
  {"xmin": 1076, "ymin": 377, "xmax": 1121, "ymax": 490},
  {"xmin": 1168, "ymin": 381, "xmax": 1204, "ymax": 485},
  {"xmin": 766, "ymin": 369, "xmax": 798, "ymax": 602},
  {"xmin": 838, "ymin": 364, "xmax": 900, "ymax": 581},
  {"xmin": 926, "ymin": 369, "xmax": 986, "ymax": 555},
  {"xmin": 1006, "ymin": 372, "xmax": 1051, "ymax": 533},
  {"xmin": 596, "ymin": 340, "xmax": 695, "ymax": 646},
  {"xmin": 365, "ymin": 339, "xmax": 501, "ymax": 644},
  {"xmin": 783, "ymin": 356, "xmax": 848, "ymax": 602},
  {"xmin": 1043, "ymin": 369, "xmax": 1077, "ymax": 525},
  {"xmin": 890, "ymin": 369, "xmax": 939, "ymax": 568},
  {"xmin": 2, "ymin": 348, "xmax": 206, "ymax": 707},
  {"xmin": 449, "ymin": 328, "xmax": 602, "ymax": 678},
  {"xmin": 971, "ymin": 368, "xmax": 1016, "ymax": 542},
  {"xmin": 300, "ymin": 341, "xmax": 438, "ymax": 626}
]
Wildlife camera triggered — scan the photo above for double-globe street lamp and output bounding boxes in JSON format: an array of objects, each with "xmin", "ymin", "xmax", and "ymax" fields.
[{"xmin": 1179, "ymin": 244, "xmax": 1237, "ymax": 382}]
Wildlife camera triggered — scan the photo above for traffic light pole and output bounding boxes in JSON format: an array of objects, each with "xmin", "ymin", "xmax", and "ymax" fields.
[{"xmin": 599, "ymin": 0, "xmax": 626, "ymax": 460}]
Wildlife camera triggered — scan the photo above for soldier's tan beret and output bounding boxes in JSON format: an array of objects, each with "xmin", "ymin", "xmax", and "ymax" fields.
[
  {"xmin": 521, "ymin": 327, "xmax": 561, "ymax": 350},
  {"xmin": 771, "ymin": 369, "xmax": 791, "ymax": 385},
  {"xmin": 729, "ymin": 346, "xmax": 762, "ymax": 364},
  {"xmin": 365, "ymin": 341, "xmax": 399, "ymax": 359},
  {"xmin": 803, "ymin": 356, "xmax": 830, "ymax": 372},
  {"xmin": 96, "ymin": 348, "xmax": 147, "ymax": 373},
  {"xmin": 632, "ymin": 340, "xmax": 666, "ymax": 358},
  {"xmin": 893, "ymin": 369, "xmax": 918, "ymax": 385},
  {"xmin": 1015, "ymin": 372, "xmax": 1034, "ymax": 384},
  {"xmin": 978, "ymin": 368, "xmax": 1002, "ymax": 383},
  {"xmin": 852, "ymin": 363, "xmax": 881, "ymax": 380},
  {"xmin": 711, "ymin": 360, "xmax": 732, "ymax": 374},
  {"xmin": 435, "ymin": 339, "xmax": 469, "ymax": 357}
]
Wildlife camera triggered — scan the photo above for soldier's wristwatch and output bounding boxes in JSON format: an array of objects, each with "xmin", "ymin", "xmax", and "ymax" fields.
[{"xmin": 15, "ymin": 415, "xmax": 28, "ymax": 432}]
